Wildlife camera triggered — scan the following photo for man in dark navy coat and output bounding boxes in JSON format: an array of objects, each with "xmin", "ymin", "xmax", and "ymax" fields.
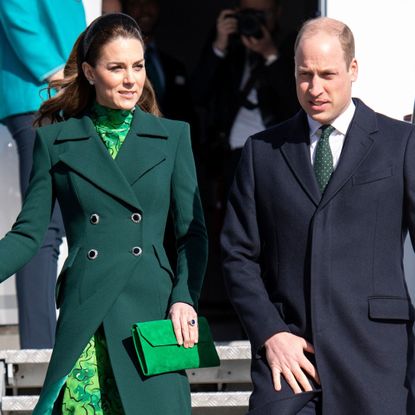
[{"xmin": 221, "ymin": 16, "xmax": 415, "ymax": 414}]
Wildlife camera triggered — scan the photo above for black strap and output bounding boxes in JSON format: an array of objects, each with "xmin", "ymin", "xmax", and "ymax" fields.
[{"xmin": 237, "ymin": 58, "xmax": 264, "ymax": 110}]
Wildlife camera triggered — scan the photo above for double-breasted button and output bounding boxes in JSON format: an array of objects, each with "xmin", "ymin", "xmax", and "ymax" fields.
[
  {"xmin": 90, "ymin": 214, "xmax": 100, "ymax": 225},
  {"xmin": 131, "ymin": 212, "xmax": 142, "ymax": 223},
  {"xmin": 87, "ymin": 249, "xmax": 98, "ymax": 260},
  {"xmin": 131, "ymin": 246, "xmax": 142, "ymax": 256}
]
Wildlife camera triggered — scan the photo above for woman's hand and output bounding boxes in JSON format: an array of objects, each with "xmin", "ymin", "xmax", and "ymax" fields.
[{"xmin": 168, "ymin": 302, "xmax": 198, "ymax": 348}]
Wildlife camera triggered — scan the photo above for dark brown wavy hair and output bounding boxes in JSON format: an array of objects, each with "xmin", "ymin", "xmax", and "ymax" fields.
[{"xmin": 36, "ymin": 13, "xmax": 160, "ymax": 126}]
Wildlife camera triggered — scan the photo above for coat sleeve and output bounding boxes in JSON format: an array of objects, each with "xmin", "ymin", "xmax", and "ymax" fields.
[
  {"xmin": 221, "ymin": 137, "xmax": 289, "ymax": 356},
  {"xmin": 169, "ymin": 122, "xmax": 208, "ymax": 308},
  {"xmin": 0, "ymin": 130, "xmax": 55, "ymax": 283},
  {"xmin": 0, "ymin": 1, "xmax": 67, "ymax": 82}
]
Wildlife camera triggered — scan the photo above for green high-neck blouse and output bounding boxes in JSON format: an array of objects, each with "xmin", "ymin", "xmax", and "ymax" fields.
[{"xmin": 90, "ymin": 102, "xmax": 134, "ymax": 159}]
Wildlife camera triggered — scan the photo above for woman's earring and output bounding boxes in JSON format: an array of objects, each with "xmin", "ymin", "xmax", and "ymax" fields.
[{"xmin": 89, "ymin": 80, "xmax": 94, "ymax": 85}]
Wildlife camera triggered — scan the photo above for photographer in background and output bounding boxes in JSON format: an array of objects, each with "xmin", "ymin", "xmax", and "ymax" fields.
[
  {"xmin": 192, "ymin": 0, "xmax": 300, "ymax": 195},
  {"xmin": 122, "ymin": 0, "xmax": 196, "ymax": 130},
  {"xmin": 192, "ymin": 0, "xmax": 299, "ymax": 340}
]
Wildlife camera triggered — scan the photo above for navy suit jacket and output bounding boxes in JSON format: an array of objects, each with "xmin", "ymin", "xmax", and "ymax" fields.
[{"xmin": 221, "ymin": 99, "xmax": 415, "ymax": 414}]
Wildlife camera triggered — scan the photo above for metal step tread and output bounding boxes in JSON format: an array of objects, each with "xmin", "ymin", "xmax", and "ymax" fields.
[
  {"xmin": 0, "ymin": 349, "xmax": 52, "ymax": 364},
  {"xmin": 2, "ymin": 392, "xmax": 250, "ymax": 410},
  {"xmin": 192, "ymin": 391, "xmax": 250, "ymax": 407},
  {"xmin": 1, "ymin": 395, "xmax": 38, "ymax": 411},
  {"xmin": 0, "ymin": 342, "xmax": 251, "ymax": 364}
]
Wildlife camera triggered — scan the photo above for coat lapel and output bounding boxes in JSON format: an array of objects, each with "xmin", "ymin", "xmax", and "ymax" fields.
[
  {"xmin": 319, "ymin": 99, "xmax": 377, "ymax": 209},
  {"xmin": 280, "ymin": 112, "xmax": 321, "ymax": 206},
  {"xmin": 56, "ymin": 114, "xmax": 142, "ymax": 211},
  {"xmin": 114, "ymin": 107, "xmax": 168, "ymax": 185}
]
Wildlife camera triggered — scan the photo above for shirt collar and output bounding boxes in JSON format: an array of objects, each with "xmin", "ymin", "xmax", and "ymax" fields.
[{"xmin": 307, "ymin": 100, "xmax": 356, "ymax": 137}]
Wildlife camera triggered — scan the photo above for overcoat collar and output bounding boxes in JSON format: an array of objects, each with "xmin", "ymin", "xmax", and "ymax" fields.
[
  {"xmin": 319, "ymin": 98, "xmax": 377, "ymax": 208},
  {"xmin": 280, "ymin": 98, "xmax": 378, "ymax": 208},
  {"xmin": 56, "ymin": 106, "xmax": 168, "ymax": 211},
  {"xmin": 280, "ymin": 111, "xmax": 322, "ymax": 206}
]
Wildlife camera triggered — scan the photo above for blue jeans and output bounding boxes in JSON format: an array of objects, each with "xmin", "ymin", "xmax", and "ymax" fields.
[{"xmin": 4, "ymin": 112, "xmax": 64, "ymax": 348}]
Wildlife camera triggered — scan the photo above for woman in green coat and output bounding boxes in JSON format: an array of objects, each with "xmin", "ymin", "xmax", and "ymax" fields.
[{"xmin": 0, "ymin": 13, "xmax": 208, "ymax": 415}]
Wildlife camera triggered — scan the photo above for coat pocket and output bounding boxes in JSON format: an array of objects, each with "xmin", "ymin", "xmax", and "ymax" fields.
[
  {"xmin": 352, "ymin": 167, "xmax": 394, "ymax": 185},
  {"xmin": 368, "ymin": 296, "xmax": 414, "ymax": 321},
  {"xmin": 55, "ymin": 246, "xmax": 81, "ymax": 308},
  {"xmin": 152, "ymin": 244, "xmax": 175, "ymax": 281}
]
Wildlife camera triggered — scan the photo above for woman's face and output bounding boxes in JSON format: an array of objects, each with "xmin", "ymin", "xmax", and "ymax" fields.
[{"xmin": 83, "ymin": 36, "xmax": 146, "ymax": 110}]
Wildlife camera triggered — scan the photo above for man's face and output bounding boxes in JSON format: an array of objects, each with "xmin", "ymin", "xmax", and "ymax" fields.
[
  {"xmin": 240, "ymin": 0, "xmax": 278, "ymax": 31},
  {"xmin": 295, "ymin": 32, "xmax": 358, "ymax": 124}
]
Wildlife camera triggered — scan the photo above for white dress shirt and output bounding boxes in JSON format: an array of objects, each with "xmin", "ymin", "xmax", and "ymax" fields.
[
  {"xmin": 212, "ymin": 46, "xmax": 277, "ymax": 150},
  {"xmin": 308, "ymin": 101, "xmax": 356, "ymax": 168}
]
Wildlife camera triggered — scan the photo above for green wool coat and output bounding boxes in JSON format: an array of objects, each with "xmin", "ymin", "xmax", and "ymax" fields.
[{"xmin": 0, "ymin": 107, "xmax": 208, "ymax": 414}]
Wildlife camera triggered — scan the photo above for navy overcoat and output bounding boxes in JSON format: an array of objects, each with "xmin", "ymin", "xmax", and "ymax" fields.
[{"xmin": 222, "ymin": 99, "xmax": 415, "ymax": 414}]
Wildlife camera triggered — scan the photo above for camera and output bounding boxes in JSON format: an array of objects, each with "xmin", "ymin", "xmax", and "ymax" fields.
[{"xmin": 226, "ymin": 9, "xmax": 267, "ymax": 39}]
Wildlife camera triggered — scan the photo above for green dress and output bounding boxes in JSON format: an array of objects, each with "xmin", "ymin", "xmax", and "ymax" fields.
[{"xmin": 61, "ymin": 103, "xmax": 134, "ymax": 415}]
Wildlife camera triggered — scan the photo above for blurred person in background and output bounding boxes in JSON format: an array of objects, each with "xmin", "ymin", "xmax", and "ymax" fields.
[
  {"xmin": 102, "ymin": 0, "xmax": 122, "ymax": 14},
  {"xmin": 0, "ymin": 0, "xmax": 86, "ymax": 349},
  {"xmin": 191, "ymin": 0, "xmax": 300, "ymax": 339},
  {"xmin": 192, "ymin": 0, "xmax": 300, "ymax": 199},
  {"xmin": 122, "ymin": 0, "xmax": 197, "ymax": 130}
]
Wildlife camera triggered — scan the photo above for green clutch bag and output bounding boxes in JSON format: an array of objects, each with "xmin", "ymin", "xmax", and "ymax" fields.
[{"xmin": 131, "ymin": 317, "xmax": 220, "ymax": 376}]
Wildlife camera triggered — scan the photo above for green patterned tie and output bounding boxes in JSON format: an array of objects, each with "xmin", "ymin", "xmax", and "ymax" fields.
[{"xmin": 314, "ymin": 124, "xmax": 335, "ymax": 193}]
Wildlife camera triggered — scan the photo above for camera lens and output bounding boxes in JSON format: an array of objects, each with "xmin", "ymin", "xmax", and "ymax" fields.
[{"xmin": 237, "ymin": 9, "xmax": 266, "ymax": 39}]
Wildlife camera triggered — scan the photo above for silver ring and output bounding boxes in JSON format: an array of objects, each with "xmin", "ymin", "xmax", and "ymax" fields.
[{"xmin": 188, "ymin": 319, "xmax": 197, "ymax": 327}]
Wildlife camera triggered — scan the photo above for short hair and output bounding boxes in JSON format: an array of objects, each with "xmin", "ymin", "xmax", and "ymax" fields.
[{"xmin": 294, "ymin": 17, "xmax": 355, "ymax": 67}]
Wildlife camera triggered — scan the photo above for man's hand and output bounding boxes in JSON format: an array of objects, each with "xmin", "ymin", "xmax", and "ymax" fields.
[
  {"xmin": 264, "ymin": 332, "xmax": 320, "ymax": 394},
  {"xmin": 213, "ymin": 9, "xmax": 238, "ymax": 53},
  {"xmin": 241, "ymin": 26, "xmax": 277, "ymax": 60}
]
